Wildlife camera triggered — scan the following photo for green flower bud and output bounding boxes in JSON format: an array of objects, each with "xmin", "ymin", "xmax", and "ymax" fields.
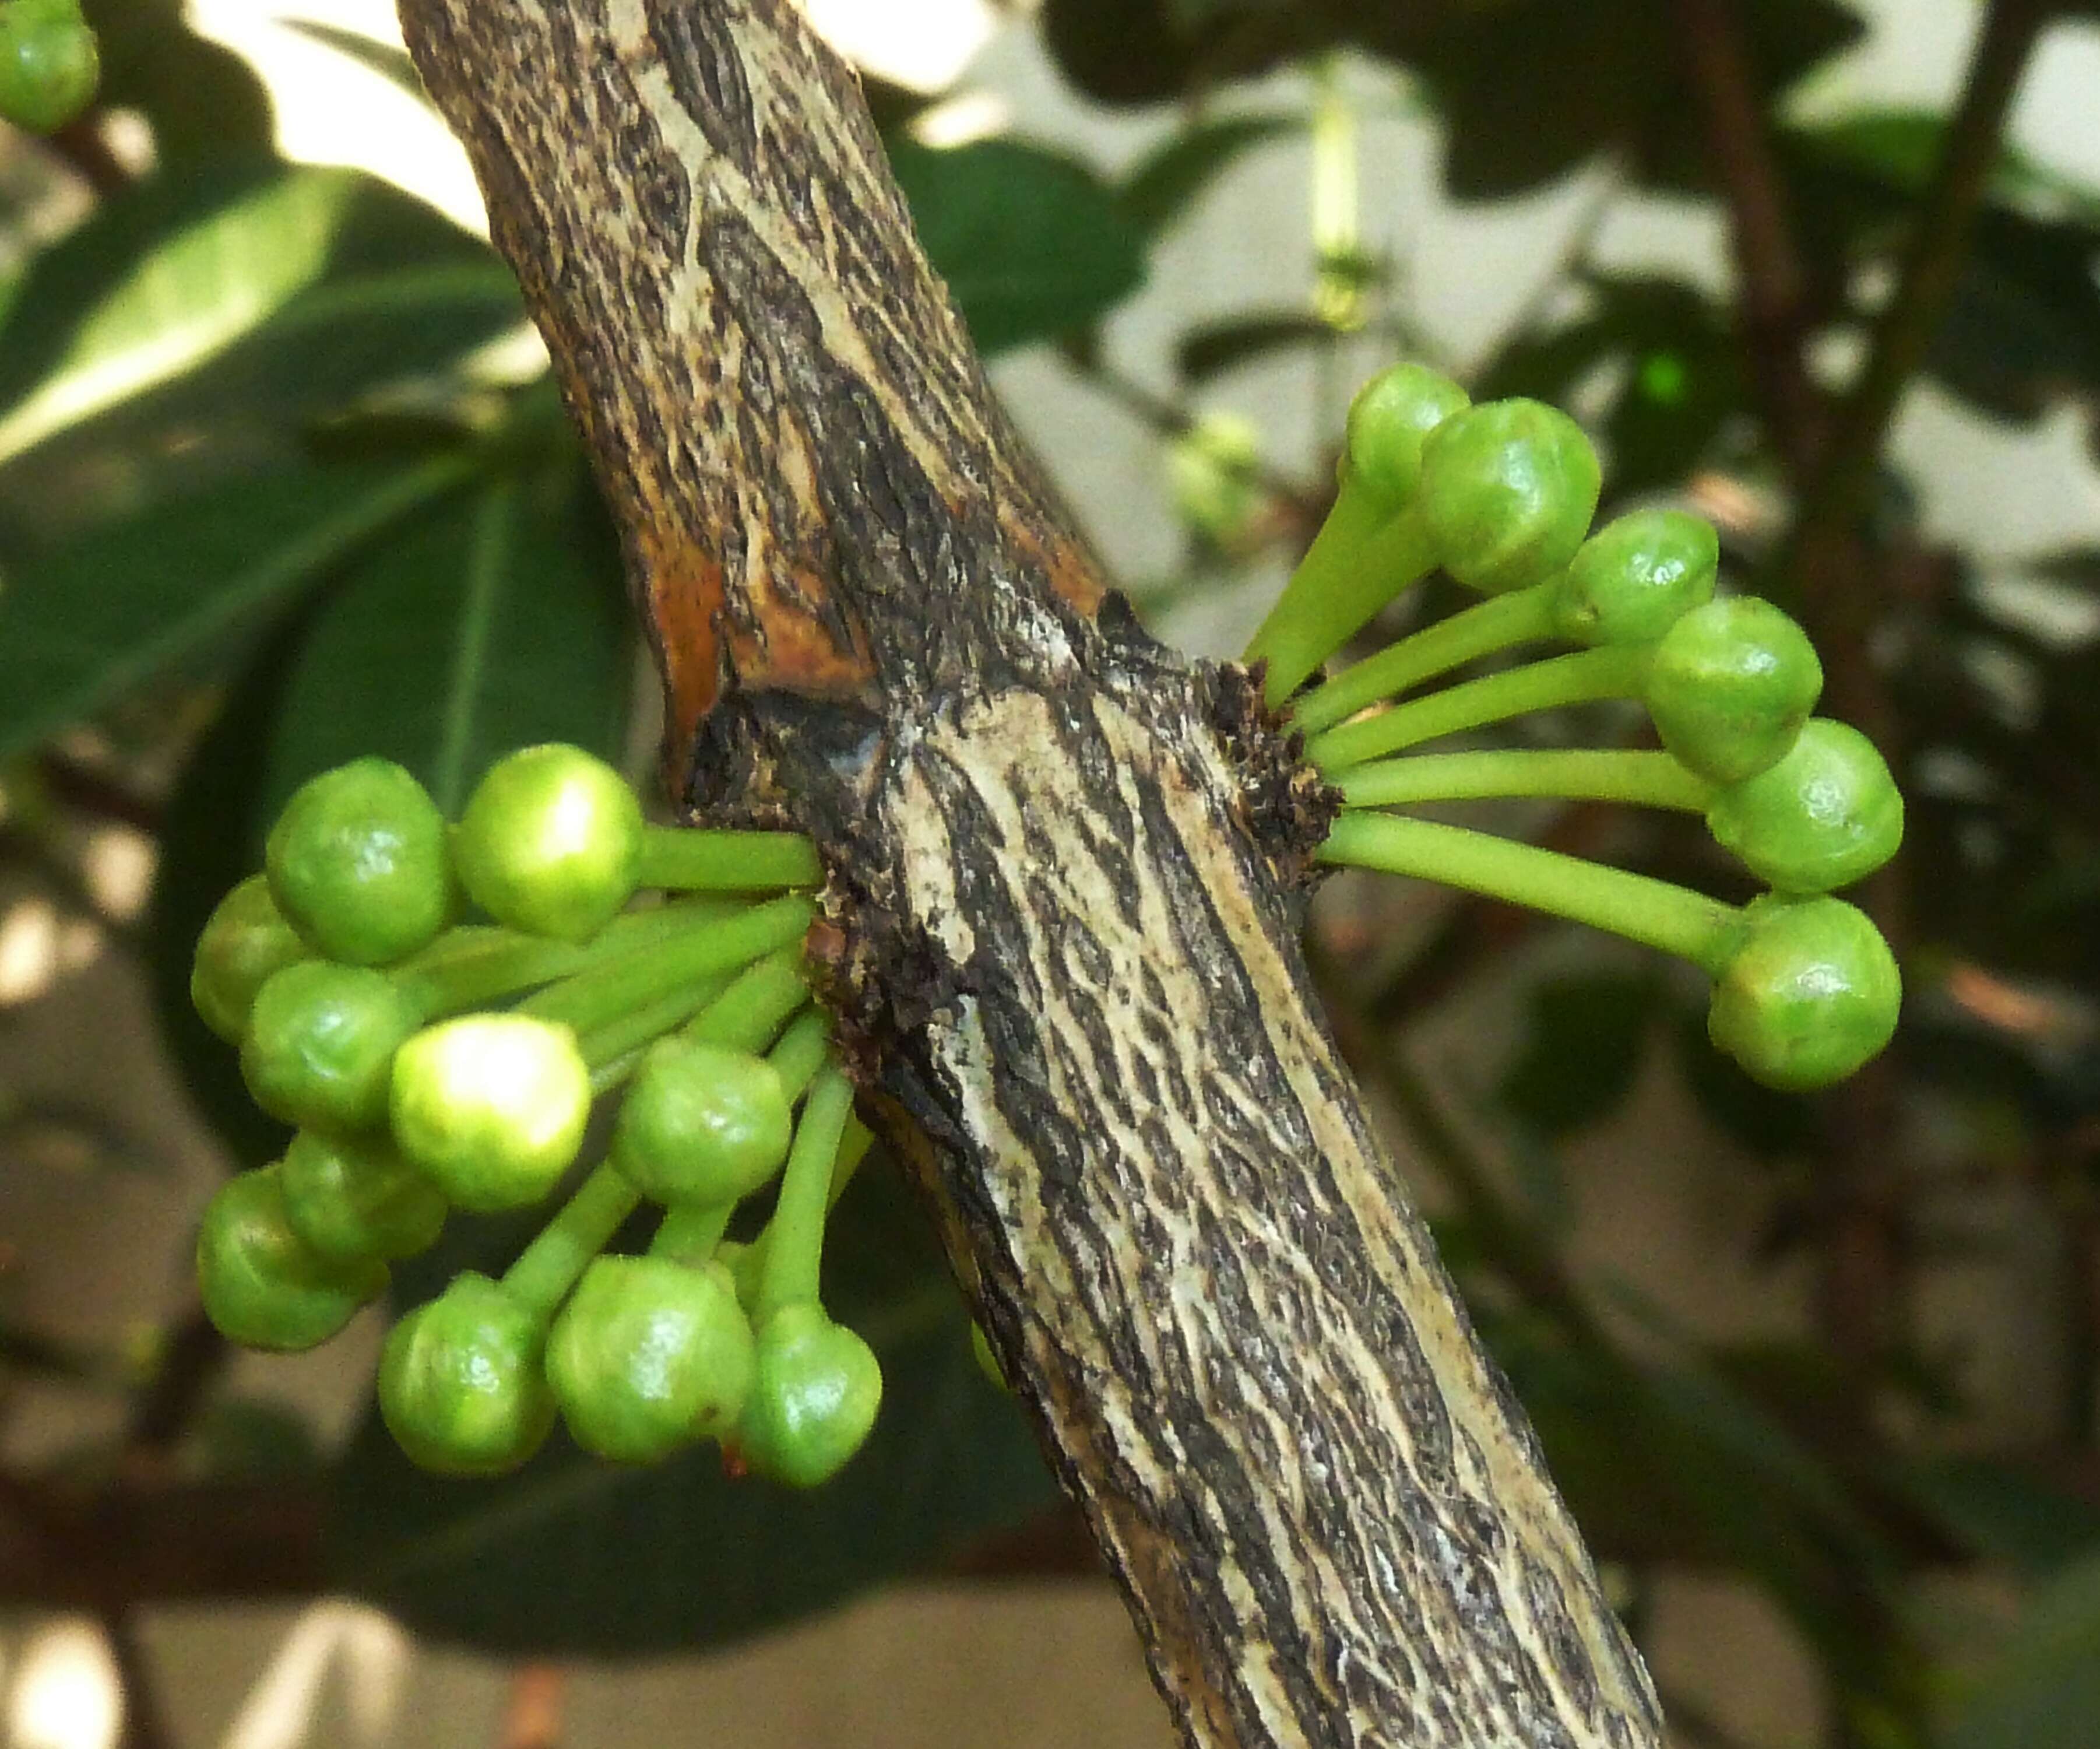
[
  {"xmin": 737, "ymin": 1303, "xmax": 882, "ymax": 1488},
  {"xmin": 455, "ymin": 744, "xmax": 643, "ymax": 942},
  {"xmin": 1344, "ymin": 363, "xmax": 1470, "ymax": 511},
  {"xmin": 191, "ymin": 874, "xmax": 312, "ymax": 1044},
  {"xmin": 1706, "ymin": 719, "xmax": 1904, "ymax": 894},
  {"xmin": 1707, "ymin": 895, "xmax": 1901, "ymax": 1090},
  {"xmin": 611, "ymin": 1039, "xmax": 793, "ymax": 1207},
  {"xmin": 280, "ymin": 1129, "xmax": 447, "ymax": 1265},
  {"xmin": 196, "ymin": 1166, "xmax": 386, "ymax": 1351},
  {"xmin": 1550, "ymin": 508, "xmax": 1719, "ymax": 647},
  {"xmin": 546, "ymin": 1255, "xmax": 756, "ymax": 1463},
  {"xmin": 1645, "ymin": 597, "xmax": 1823, "ymax": 784},
  {"xmin": 241, "ymin": 960, "xmax": 420, "ymax": 1133},
  {"xmin": 0, "ymin": 0, "xmax": 99, "ymax": 135},
  {"xmin": 265, "ymin": 757, "xmax": 451, "ymax": 966},
  {"xmin": 1417, "ymin": 398, "xmax": 1600, "ymax": 594},
  {"xmin": 378, "ymin": 1272, "xmax": 555, "ymax": 1476},
  {"xmin": 389, "ymin": 1014, "xmax": 591, "ymax": 1211}
]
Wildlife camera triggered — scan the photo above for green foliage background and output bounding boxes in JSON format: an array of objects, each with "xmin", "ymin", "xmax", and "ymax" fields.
[{"xmin": 3, "ymin": 3, "xmax": 2100, "ymax": 1745}]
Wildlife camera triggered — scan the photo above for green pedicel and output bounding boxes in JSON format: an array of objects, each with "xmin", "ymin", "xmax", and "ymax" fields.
[
  {"xmin": 196, "ymin": 1166, "xmax": 386, "ymax": 1352},
  {"xmin": 1245, "ymin": 364, "xmax": 1468, "ymax": 703},
  {"xmin": 1307, "ymin": 644, "xmax": 1651, "ymax": 773},
  {"xmin": 378, "ymin": 1273, "xmax": 557, "ymax": 1476},
  {"xmin": 1339, "ymin": 748, "xmax": 1713, "ymax": 813},
  {"xmin": 266, "ymin": 757, "xmax": 452, "ymax": 966}
]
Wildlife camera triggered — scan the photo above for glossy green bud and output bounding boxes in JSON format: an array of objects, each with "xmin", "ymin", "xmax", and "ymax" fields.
[
  {"xmin": 1707, "ymin": 895, "xmax": 1901, "ymax": 1090},
  {"xmin": 455, "ymin": 744, "xmax": 643, "ymax": 942},
  {"xmin": 389, "ymin": 1013, "xmax": 591, "ymax": 1211},
  {"xmin": 1644, "ymin": 597, "xmax": 1823, "ymax": 784},
  {"xmin": 611, "ymin": 1039, "xmax": 793, "ymax": 1206},
  {"xmin": 1344, "ymin": 363, "xmax": 1470, "ymax": 511},
  {"xmin": 0, "ymin": 0, "xmax": 99, "ymax": 134},
  {"xmin": 1706, "ymin": 719, "xmax": 1904, "ymax": 894},
  {"xmin": 737, "ymin": 1303, "xmax": 882, "ymax": 1488},
  {"xmin": 1417, "ymin": 398, "xmax": 1600, "ymax": 594},
  {"xmin": 196, "ymin": 1166, "xmax": 386, "ymax": 1351},
  {"xmin": 241, "ymin": 961, "xmax": 420, "ymax": 1132},
  {"xmin": 1551, "ymin": 508, "xmax": 1719, "ymax": 647},
  {"xmin": 280, "ymin": 1129, "xmax": 447, "ymax": 1265},
  {"xmin": 191, "ymin": 875, "xmax": 312, "ymax": 1044},
  {"xmin": 265, "ymin": 758, "xmax": 451, "ymax": 965},
  {"xmin": 378, "ymin": 1272, "xmax": 556, "ymax": 1476},
  {"xmin": 546, "ymin": 1255, "xmax": 756, "ymax": 1463}
]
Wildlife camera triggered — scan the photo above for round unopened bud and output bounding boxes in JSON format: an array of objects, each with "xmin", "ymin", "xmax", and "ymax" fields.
[
  {"xmin": 191, "ymin": 875, "xmax": 312, "ymax": 1044},
  {"xmin": 0, "ymin": 0, "xmax": 100, "ymax": 135},
  {"xmin": 612, "ymin": 1039, "xmax": 793, "ymax": 1207},
  {"xmin": 1418, "ymin": 398, "xmax": 1600, "ymax": 594},
  {"xmin": 241, "ymin": 961, "xmax": 420, "ymax": 1133},
  {"xmin": 1707, "ymin": 895, "xmax": 1901, "ymax": 1090},
  {"xmin": 280, "ymin": 1128, "xmax": 448, "ymax": 1265},
  {"xmin": 1552, "ymin": 508, "xmax": 1719, "ymax": 647},
  {"xmin": 389, "ymin": 1014, "xmax": 591, "ymax": 1211},
  {"xmin": 1344, "ymin": 363, "xmax": 1470, "ymax": 511},
  {"xmin": 266, "ymin": 757, "xmax": 451, "ymax": 966},
  {"xmin": 455, "ymin": 744, "xmax": 644, "ymax": 942},
  {"xmin": 547, "ymin": 1255, "xmax": 756, "ymax": 1463},
  {"xmin": 378, "ymin": 1273, "xmax": 555, "ymax": 1476},
  {"xmin": 196, "ymin": 1166, "xmax": 386, "ymax": 1351},
  {"xmin": 737, "ymin": 1302, "xmax": 883, "ymax": 1488},
  {"xmin": 1645, "ymin": 597, "xmax": 1823, "ymax": 784},
  {"xmin": 1707, "ymin": 719, "xmax": 1904, "ymax": 894}
]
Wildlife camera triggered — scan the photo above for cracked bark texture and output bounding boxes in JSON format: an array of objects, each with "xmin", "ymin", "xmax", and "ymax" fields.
[{"xmin": 394, "ymin": 3, "xmax": 1663, "ymax": 1744}]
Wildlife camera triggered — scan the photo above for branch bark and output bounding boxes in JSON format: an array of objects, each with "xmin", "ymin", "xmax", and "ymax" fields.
[{"xmin": 393, "ymin": 3, "xmax": 1662, "ymax": 1743}]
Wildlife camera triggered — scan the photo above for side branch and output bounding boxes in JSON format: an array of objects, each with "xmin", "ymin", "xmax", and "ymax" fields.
[{"xmin": 395, "ymin": 3, "xmax": 1662, "ymax": 1744}]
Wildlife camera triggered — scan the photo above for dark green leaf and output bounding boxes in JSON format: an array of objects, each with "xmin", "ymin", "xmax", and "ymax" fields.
[
  {"xmin": 1497, "ymin": 971, "xmax": 1656, "ymax": 1139},
  {"xmin": 0, "ymin": 457, "xmax": 476, "ymax": 764},
  {"xmin": 1790, "ymin": 110, "xmax": 2100, "ymax": 231},
  {"xmin": 0, "ymin": 162, "xmax": 519, "ymax": 535},
  {"xmin": 1898, "ymin": 1456, "xmax": 2100, "ymax": 1580},
  {"xmin": 1039, "ymin": 0, "xmax": 1309, "ymax": 106},
  {"xmin": 329, "ymin": 1164, "xmax": 1056, "ymax": 1655},
  {"xmin": 1176, "ymin": 311, "xmax": 1336, "ymax": 384},
  {"xmin": 891, "ymin": 139, "xmax": 1148, "ymax": 354},
  {"xmin": 1115, "ymin": 113, "xmax": 1300, "ymax": 240},
  {"xmin": 1405, "ymin": 0, "xmax": 1861, "ymax": 199},
  {"xmin": 282, "ymin": 20, "xmax": 430, "ymax": 103},
  {"xmin": 254, "ymin": 466, "xmax": 632, "ymax": 817},
  {"xmin": 1947, "ymin": 1552, "xmax": 2100, "ymax": 1749}
]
